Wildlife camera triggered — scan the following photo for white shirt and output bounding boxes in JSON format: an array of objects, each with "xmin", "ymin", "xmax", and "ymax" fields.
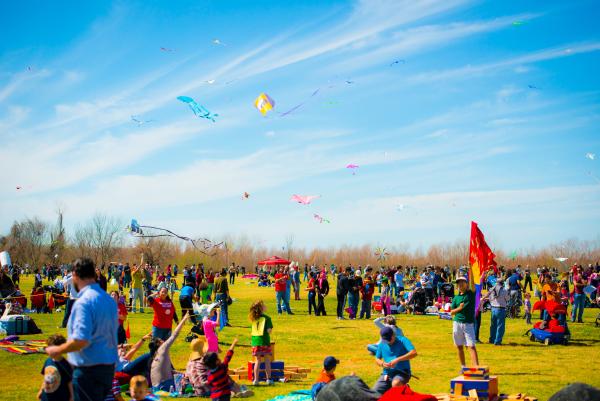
[{"xmin": 63, "ymin": 274, "xmax": 79, "ymax": 299}]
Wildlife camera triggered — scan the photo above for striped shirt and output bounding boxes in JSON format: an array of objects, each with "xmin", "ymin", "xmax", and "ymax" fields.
[{"xmin": 206, "ymin": 350, "xmax": 233, "ymax": 399}]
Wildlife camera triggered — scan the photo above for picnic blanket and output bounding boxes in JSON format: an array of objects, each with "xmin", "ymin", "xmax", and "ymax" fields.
[
  {"xmin": 0, "ymin": 338, "xmax": 46, "ymax": 354},
  {"xmin": 265, "ymin": 390, "xmax": 312, "ymax": 401}
]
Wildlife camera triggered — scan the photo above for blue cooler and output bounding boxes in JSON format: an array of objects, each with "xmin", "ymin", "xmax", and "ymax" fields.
[{"xmin": 0, "ymin": 315, "xmax": 30, "ymax": 335}]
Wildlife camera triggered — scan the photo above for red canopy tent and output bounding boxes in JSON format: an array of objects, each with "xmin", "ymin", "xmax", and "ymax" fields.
[{"xmin": 257, "ymin": 256, "xmax": 291, "ymax": 266}]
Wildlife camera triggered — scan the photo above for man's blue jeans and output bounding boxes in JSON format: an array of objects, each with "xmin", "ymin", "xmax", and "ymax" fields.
[
  {"xmin": 215, "ymin": 293, "xmax": 229, "ymax": 327},
  {"xmin": 276, "ymin": 291, "xmax": 291, "ymax": 314},
  {"xmin": 360, "ymin": 299, "xmax": 371, "ymax": 319},
  {"xmin": 572, "ymin": 293, "xmax": 585, "ymax": 322},
  {"xmin": 489, "ymin": 307, "xmax": 506, "ymax": 345}
]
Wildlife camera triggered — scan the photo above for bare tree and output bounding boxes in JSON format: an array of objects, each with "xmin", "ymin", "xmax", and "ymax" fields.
[
  {"xmin": 284, "ymin": 234, "xmax": 295, "ymax": 261},
  {"xmin": 72, "ymin": 223, "xmax": 93, "ymax": 259},
  {"xmin": 136, "ymin": 237, "xmax": 175, "ymax": 266},
  {"xmin": 88, "ymin": 213, "xmax": 124, "ymax": 268},
  {"xmin": 48, "ymin": 207, "xmax": 66, "ymax": 264},
  {"xmin": 6, "ymin": 217, "xmax": 48, "ymax": 268}
]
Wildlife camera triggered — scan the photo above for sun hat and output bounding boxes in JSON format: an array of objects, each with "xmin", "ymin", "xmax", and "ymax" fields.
[{"xmin": 189, "ymin": 338, "xmax": 206, "ymax": 361}]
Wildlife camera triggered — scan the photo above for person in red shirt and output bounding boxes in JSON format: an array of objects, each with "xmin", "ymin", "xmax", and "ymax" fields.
[
  {"xmin": 148, "ymin": 287, "xmax": 179, "ymax": 340},
  {"xmin": 360, "ymin": 274, "xmax": 375, "ymax": 319},
  {"xmin": 274, "ymin": 268, "xmax": 292, "ymax": 315},
  {"xmin": 111, "ymin": 290, "xmax": 129, "ymax": 345}
]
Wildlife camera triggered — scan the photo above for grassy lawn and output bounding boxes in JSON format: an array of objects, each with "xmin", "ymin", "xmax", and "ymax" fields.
[{"xmin": 3, "ymin": 275, "xmax": 600, "ymax": 401}]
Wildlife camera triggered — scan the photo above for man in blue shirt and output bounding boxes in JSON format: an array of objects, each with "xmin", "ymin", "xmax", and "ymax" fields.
[
  {"xmin": 46, "ymin": 258, "xmax": 118, "ymax": 401},
  {"xmin": 373, "ymin": 326, "xmax": 418, "ymax": 394}
]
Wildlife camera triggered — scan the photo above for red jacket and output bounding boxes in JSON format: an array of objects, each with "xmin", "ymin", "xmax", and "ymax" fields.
[{"xmin": 361, "ymin": 279, "xmax": 375, "ymax": 301}]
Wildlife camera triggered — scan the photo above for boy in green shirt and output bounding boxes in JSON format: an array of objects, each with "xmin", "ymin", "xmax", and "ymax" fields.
[{"xmin": 450, "ymin": 276, "xmax": 479, "ymax": 368}]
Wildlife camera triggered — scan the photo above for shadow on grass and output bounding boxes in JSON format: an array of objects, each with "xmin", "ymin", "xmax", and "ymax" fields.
[{"xmin": 331, "ymin": 326, "xmax": 353, "ymax": 330}]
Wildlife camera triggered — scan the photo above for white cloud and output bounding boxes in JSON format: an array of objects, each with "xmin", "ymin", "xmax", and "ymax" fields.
[{"xmin": 408, "ymin": 42, "xmax": 600, "ymax": 84}]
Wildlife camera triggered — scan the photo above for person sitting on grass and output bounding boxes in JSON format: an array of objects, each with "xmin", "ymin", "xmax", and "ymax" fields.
[
  {"xmin": 249, "ymin": 300, "xmax": 274, "ymax": 386},
  {"xmin": 311, "ymin": 356, "xmax": 339, "ymax": 400},
  {"xmin": 38, "ymin": 334, "xmax": 73, "ymax": 401},
  {"xmin": 186, "ymin": 338, "xmax": 253, "ymax": 398},
  {"xmin": 129, "ymin": 375, "xmax": 159, "ymax": 401},
  {"xmin": 204, "ymin": 338, "xmax": 240, "ymax": 401},
  {"xmin": 150, "ymin": 312, "xmax": 191, "ymax": 391},
  {"xmin": 372, "ymin": 326, "xmax": 417, "ymax": 395}
]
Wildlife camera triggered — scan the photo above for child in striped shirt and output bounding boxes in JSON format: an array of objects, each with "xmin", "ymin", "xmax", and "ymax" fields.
[{"xmin": 203, "ymin": 338, "xmax": 238, "ymax": 401}]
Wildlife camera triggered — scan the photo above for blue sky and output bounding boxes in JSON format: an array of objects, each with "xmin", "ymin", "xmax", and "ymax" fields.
[{"xmin": 1, "ymin": 0, "xmax": 599, "ymax": 251}]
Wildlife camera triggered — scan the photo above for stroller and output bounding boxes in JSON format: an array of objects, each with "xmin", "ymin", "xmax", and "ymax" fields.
[
  {"xmin": 407, "ymin": 287, "xmax": 427, "ymax": 314},
  {"xmin": 526, "ymin": 300, "xmax": 570, "ymax": 345},
  {"xmin": 440, "ymin": 283, "xmax": 454, "ymax": 298}
]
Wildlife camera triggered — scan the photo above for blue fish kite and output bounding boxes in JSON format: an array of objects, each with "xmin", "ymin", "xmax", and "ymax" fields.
[{"xmin": 177, "ymin": 96, "xmax": 218, "ymax": 122}]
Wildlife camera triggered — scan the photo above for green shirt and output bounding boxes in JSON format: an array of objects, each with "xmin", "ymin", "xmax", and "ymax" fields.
[
  {"xmin": 451, "ymin": 290, "xmax": 475, "ymax": 323},
  {"xmin": 250, "ymin": 314, "xmax": 273, "ymax": 346},
  {"xmin": 131, "ymin": 269, "xmax": 143, "ymax": 289},
  {"xmin": 213, "ymin": 276, "xmax": 229, "ymax": 294}
]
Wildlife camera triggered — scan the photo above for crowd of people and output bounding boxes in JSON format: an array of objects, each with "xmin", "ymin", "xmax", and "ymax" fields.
[{"xmin": 0, "ymin": 257, "xmax": 599, "ymax": 401}]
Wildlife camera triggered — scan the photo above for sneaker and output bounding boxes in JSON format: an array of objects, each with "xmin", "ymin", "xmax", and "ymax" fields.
[
  {"xmin": 266, "ymin": 379, "xmax": 274, "ymax": 385},
  {"xmin": 252, "ymin": 380, "xmax": 259, "ymax": 386},
  {"xmin": 239, "ymin": 390, "xmax": 254, "ymax": 398},
  {"xmin": 287, "ymin": 311, "xmax": 294, "ymax": 315}
]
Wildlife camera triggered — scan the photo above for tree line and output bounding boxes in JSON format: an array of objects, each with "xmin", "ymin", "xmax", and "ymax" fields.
[{"xmin": 1, "ymin": 211, "xmax": 599, "ymax": 270}]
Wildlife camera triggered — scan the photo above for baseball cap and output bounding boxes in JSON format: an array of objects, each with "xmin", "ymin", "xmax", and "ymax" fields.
[
  {"xmin": 323, "ymin": 356, "xmax": 340, "ymax": 370},
  {"xmin": 380, "ymin": 326, "xmax": 394, "ymax": 342},
  {"xmin": 456, "ymin": 276, "xmax": 468, "ymax": 283}
]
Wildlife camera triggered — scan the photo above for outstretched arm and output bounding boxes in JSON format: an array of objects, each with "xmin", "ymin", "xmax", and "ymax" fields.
[{"xmin": 162, "ymin": 313, "xmax": 190, "ymax": 351}]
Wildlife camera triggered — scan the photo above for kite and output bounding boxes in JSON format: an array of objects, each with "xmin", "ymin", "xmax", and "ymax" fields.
[
  {"xmin": 396, "ymin": 203, "xmax": 407, "ymax": 212},
  {"xmin": 554, "ymin": 257, "xmax": 568, "ymax": 263},
  {"xmin": 279, "ymin": 88, "xmax": 321, "ymax": 117},
  {"xmin": 131, "ymin": 115, "xmax": 153, "ymax": 126},
  {"xmin": 345, "ymin": 80, "xmax": 355, "ymax": 84},
  {"xmin": 126, "ymin": 219, "xmax": 225, "ymax": 256},
  {"xmin": 290, "ymin": 194, "xmax": 320, "ymax": 205},
  {"xmin": 313, "ymin": 214, "xmax": 330, "ymax": 224},
  {"xmin": 242, "ymin": 192, "xmax": 250, "ymax": 200},
  {"xmin": 204, "ymin": 79, "xmax": 216, "ymax": 85},
  {"xmin": 375, "ymin": 247, "xmax": 390, "ymax": 262},
  {"xmin": 212, "ymin": 39, "xmax": 226, "ymax": 46},
  {"xmin": 16, "ymin": 186, "xmax": 22, "ymax": 190},
  {"xmin": 528, "ymin": 84, "xmax": 541, "ymax": 90},
  {"xmin": 586, "ymin": 153, "xmax": 595, "ymax": 160},
  {"xmin": 254, "ymin": 93, "xmax": 275, "ymax": 116},
  {"xmin": 512, "ymin": 21, "xmax": 525, "ymax": 26},
  {"xmin": 346, "ymin": 164, "xmax": 359, "ymax": 175},
  {"xmin": 160, "ymin": 47, "xmax": 173, "ymax": 52},
  {"xmin": 177, "ymin": 96, "xmax": 218, "ymax": 122},
  {"xmin": 389, "ymin": 60, "xmax": 406, "ymax": 66},
  {"xmin": 509, "ymin": 250, "xmax": 518, "ymax": 260}
]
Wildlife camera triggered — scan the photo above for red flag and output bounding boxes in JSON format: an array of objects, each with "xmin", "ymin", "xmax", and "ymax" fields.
[
  {"xmin": 468, "ymin": 221, "xmax": 497, "ymax": 289},
  {"xmin": 48, "ymin": 294, "xmax": 55, "ymax": 310},
  {"xmin": 126, "ymin": 322, "xmax": 131, "ymax": 339}
]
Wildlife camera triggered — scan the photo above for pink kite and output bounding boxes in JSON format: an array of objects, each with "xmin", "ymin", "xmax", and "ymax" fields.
[
  {"xmin": 290, "ymin": 194, "xmax": 320, "ymax": 205},
  {"xmin": 346, "ymin": 164, "xmax": 359, "ymax": 175}
]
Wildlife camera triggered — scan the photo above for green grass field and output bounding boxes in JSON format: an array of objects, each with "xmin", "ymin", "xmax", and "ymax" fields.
[{"xmin": 3, "ymin": 275, "xmax": 600, "ymax": 401}]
